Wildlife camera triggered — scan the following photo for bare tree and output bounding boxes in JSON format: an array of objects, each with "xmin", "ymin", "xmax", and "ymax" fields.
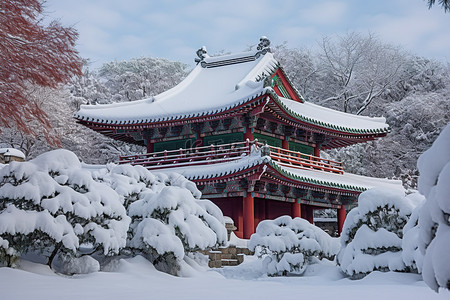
[
  {"xmin": 0, "ymin": 0, "xmax": 82, "ymax": 143},
  {"xmin": 317, "ymin": 32, "xmax": 407, "ymax": 115},
  {"xmin": 273, "ymin": 43, "xmax": 321, "ymax": 101}
]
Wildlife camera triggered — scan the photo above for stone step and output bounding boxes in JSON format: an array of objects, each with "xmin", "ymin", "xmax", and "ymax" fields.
[{"xmin": 221, "ymin": 259, "xmax": 239, "ymax": 266}]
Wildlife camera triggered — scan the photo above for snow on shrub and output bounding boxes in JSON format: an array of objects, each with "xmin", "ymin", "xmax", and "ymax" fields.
[
  {"xmin": 0, "ymin": 149, "xmax": 227, "ymax": 275},
  {"xmin": 417, "ymin": 124, "xmax": 450, "ymax": 292},
  {"xmin": 0, "ymin": 150, "xmax": 130, "ymax": 269},
  {"xmin": 249, "ymin": 216, "xmax": 339, "ymax": 276},
  {"xmin": 401, "ymin": 193, "xmax": 425, "ymax": 273},
  {"xmin": 88, "ymin": 165, "xmax": 227, "ymax": 275},
  {"xmin": 337, "ymin": 187, "xmax": 419, "ymax": 278}
]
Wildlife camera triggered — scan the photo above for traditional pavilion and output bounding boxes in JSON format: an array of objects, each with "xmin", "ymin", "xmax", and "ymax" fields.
[{"xmin": 75, "ymin": 37, "xmax": 403, "ymax": 238}]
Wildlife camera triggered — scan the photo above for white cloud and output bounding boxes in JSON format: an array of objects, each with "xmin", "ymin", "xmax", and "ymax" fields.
[
  {"xmin": 363, "ymin": 5, "xmax": 450, "ymax": 61},
  {"xmin": 274, "ymin": 26, "xmax": 319, "ymax": 47},
  {"xmin": 298, "ymin": 1, "xmax": 348, "ymax": 25},
  {"xmin": 44, "ymin": 0, "xmax": 450, "ymax": 67}
]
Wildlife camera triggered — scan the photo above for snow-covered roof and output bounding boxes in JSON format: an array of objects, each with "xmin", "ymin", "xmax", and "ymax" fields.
[
  {"xmin": 153, "ymin": 151, "xmax": 403, "ymax": 194},
  {"xmin": 75, "ymin": 50, "xmax": 277, "ymax": 125},
  {"xmin": 272, "ymin": 163, "xmax": 403, "ymax": 192},
  {"xmin": 75, "ymin": 47, "xmax": 389, "ymax": 136},
  {"xmin": 0, "ymin": 148, "xmax": 25, "ymax": 159},
  {"xmin": 273, "ymin": 97, "xmax": 390, "ymax": 135}
]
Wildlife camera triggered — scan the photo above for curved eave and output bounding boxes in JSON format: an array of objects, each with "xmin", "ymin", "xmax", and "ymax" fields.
[
  {"xmin": 266, "ymin": 161, "xmax": 365, "ymax": 195},
  {"xmin": 265, "ymin": 90, "xmax": 389, "ymax": 146},
  {"xmin": 162, "ymin": 157, "xmax": 367, "ymax": 196},
  {"xmin": 189, "ymin": 164, "xmax": 266, "ymax": 185},
  {"xmin": 75, "ymin": 92, "xmax": 269, "ymax": 132}
]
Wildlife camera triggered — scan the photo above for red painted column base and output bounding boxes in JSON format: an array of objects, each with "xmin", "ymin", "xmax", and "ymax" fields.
[
  {"xmin": 146, "ymin": 142, "xmax": 154, "ymax": 154},
  {"xmin": 291, "ymin": 202, "xmax": 301, "ymax": 219},
  {"xmin": 243, "ymin": 193, "xmax": 255, "ymax": 239},
  {"xmin": 314, "ymin": 146, "xmax": 320, "ymax": 158},
  {"xmin": 244, "ymin": 126, "xmax": 253, "ymax": 142},
  {"xmin": 337, "ymin": 206, "xmax": 347, "ymax": 235},
  {"xmin": 282, "ymin": 138, "xmax": 289, "ymax": 150}
]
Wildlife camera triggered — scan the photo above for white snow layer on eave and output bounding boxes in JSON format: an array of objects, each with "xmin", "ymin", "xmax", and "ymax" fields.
[
  {"xmin": 75, "ymin": 51, "xmax": 278, "ymax": 124},
  {"xmin": 278, "ymin": 97, "xmax": 389, "ymax": 131},
  {"xmin": 280, "ymin": 164, "xmax": 404, "ymax": 192}
]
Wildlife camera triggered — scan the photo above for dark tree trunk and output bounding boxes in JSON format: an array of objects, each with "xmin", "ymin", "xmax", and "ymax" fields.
[{"xmin": 47, "ymin": 243, "xmax": 61, "ymax": 268}]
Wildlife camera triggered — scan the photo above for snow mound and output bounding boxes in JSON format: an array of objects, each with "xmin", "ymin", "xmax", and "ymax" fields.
[
  {"xmin": 249, "ymin": 216, "xmax": 339, "ymax": 276},
  {"xmin": 87, "ymin": 160, "xmax": 227, "ymax": 275},
  {"xmin": 0, "ymin": 149, "xmax": 130, "ymax": 269},
  {"xmin": 0, "ymin": 149, "xmax": 227, "ymax": 276},
  {"xmin": 337, "ymin": 187, "xmax": 417, "ymax": 278}
]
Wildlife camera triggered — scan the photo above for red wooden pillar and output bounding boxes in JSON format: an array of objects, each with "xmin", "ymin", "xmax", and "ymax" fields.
[
  {"xmin": 146, "ymin": 142, "xmax": 154, "ymax": 154},
  {"xmin": 244, "ymin": 125, "xmax": 253, "ymax": 142},
  {"xmin": 282, "ymin": 138, "xmax": 289, "ymax": 150},
  {"xmin": 337, "ymin": 206, "xmax": 347, "ymax": 235},
  {"xmin": 291, "ymin": 202, "xmax": 301, "ymax": 219},
  {"xmin": 314, "ymin": 145, "xmax": 320, "ymax": 157},
  {"xmin": 243, "ymin": 193, "xmax": 255, "ymax": 239}
]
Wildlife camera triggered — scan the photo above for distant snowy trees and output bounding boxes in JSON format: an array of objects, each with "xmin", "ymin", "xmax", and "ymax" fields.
[
  {"xmin": 0, "ymin": 84, "xmax": 144, "ymax": 164},
  {"xmin": 99, "ymin": 57, "xmax": 190, "ymax": 103},
  {"xmin": 0, "ymin": 56, "xmax": 190, "ymax": 164},
  {"xmin": 0, "ymin": 150, "xmax": 226, "ymax": 275},
  {"xmin": 318, "ymin": 32, "xmax": 406, "ymax": 115},
  {"xmin": 249, "ymin": 216, "xmax": 339, "ymax": 276},
  {"xmin": 0, "ymin": 0, "xmax": 82, "ymax": 141}
]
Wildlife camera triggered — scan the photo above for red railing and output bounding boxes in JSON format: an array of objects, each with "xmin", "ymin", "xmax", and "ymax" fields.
[
  {"xmin": 119, "ymin": 140, "xmax": 343, "ymax": 174},
  {"xmin": 119, "ymin": 140, "xmax": 254, "ymax": 170},
  {"xmin": 265, "ymin": 145, "xmax": 343, "ymax": 174}
]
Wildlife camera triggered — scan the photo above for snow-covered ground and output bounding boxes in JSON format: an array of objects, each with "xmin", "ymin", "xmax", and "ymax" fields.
[{"xmin": 1, "ymin": 256, "xmax": 448, "ymax": 300}]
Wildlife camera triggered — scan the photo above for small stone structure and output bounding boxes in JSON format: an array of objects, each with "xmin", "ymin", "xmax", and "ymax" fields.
[
  {"xmin": 200, "ymin": 245, "xmax": 253, "ymax": 268},
  {"xmin": 200, "ymin": 217, "xmax": 253, "ymax": 268}
]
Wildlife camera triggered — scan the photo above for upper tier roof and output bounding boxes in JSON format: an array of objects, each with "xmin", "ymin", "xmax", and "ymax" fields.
[
  {"xmin": 75, "ymin": 50, "xmax": 277, "ymax": 124},
  {"xmin": 75, "ymin": 45, "xmax": 389, "ymax": 138}
]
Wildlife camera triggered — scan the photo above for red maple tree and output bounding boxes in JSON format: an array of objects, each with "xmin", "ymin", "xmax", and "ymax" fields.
[{"xmin": 0, "ymin": 0, "xmax": 82, "ymax": 144}]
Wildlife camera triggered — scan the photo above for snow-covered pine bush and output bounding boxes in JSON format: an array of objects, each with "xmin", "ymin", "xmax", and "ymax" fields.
[
  {"xmin": 249, "ymin": 216, "xmax": 339, "ymax": 276},
  {"xmin": 88, "ymin": 165, "xmax": 227, "ymax": 275},
  {"xmin": 0, "ymin": 150, "xmax": 130, "ymax": 271},
  {"xmin": 337, "ymin": 187, "xmax": 418, "ymax": 278},
  {"xmin": 401, "ymin": 193, "xmax": 425, "ymax": 273},
  {"xmin": 417, "ymin": 124, "xmax": 450, "ymax": 292}
]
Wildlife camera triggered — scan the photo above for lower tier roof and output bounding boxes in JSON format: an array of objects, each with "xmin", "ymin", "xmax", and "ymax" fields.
[{"xmin": 152, "ymin": 150, "xmax": 403, "ymax": 195}]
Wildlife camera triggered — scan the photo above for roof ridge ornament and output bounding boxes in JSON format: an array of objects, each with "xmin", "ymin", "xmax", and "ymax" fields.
[
  {"xmin": 257, "ymin": 36, "xmax": 271, "ymax": 53},
  {"xmin": 195, "ymin": 46, "xmax": 208, "ymax": 65}
]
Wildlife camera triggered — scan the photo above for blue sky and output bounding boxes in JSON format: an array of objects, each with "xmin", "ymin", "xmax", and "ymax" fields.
[{"xmin": 45, "ymin": 0, "xmax": 450, "ymax": 69}]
